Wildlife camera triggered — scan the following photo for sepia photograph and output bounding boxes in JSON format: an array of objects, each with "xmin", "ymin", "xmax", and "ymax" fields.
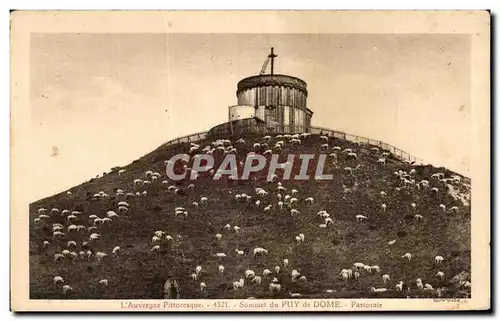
[{"xmin": 10, "ymin": 10, "xmax": 490, "ymax": 311}]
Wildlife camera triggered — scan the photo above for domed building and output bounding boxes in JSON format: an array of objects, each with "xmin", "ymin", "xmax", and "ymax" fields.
[{"xmin": 208, "ymin": 48, "xmax": 313, "ymax": 137}]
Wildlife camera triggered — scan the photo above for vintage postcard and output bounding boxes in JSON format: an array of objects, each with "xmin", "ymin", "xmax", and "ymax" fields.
[{"xmin": 11, "ymin": 10, "xmax": 490, "ymax": 311}]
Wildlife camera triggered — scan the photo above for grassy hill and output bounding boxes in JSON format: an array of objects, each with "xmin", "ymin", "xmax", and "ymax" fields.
[{"xmin": 29, "ymin": 133, "xmax": 471, "ymax": 299}]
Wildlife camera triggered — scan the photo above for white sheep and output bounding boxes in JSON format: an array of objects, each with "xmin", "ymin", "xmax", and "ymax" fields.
[
  {"xmin": 233, "ymin": 279, "xmax": 245, "ymax": 290},
  {"xmin": 99, "ymin": 279, "xmax": 109, "ymax": 286},
  {"xmin": 200, "ymin": 197, "xmax": 208, "ymax": 204},
  {"xmin": 381, "ymin": 203, "xmax": 387, "ymax": 212},
  {"xmin": 54, "ymin": 253, "xmax": 64, "ymax": 262},
  {"xmin": 150, "ymin": 245, "xmax": 160, "ymax": 252},
  {"xmin": 414, "ymin": 214, "xmax": 424, "ymax": 220},
  {"xmin": 191, "ymin": 273, "xmax": 197, "ymax": 281},
  {"xmin": 439, "ymin": 204, "xmax": 446, "ymax": 212},
  {"xmin": 195, "ymin": 265, "xmax": 202, "ymax": 275},
  {"xmin": 269, "ymin": 283, "xmax": 281, "ymax": 292},
  {"xmin": 95, "ymin": 252, "xmax": 108, "ymax": 262},
  {"xmin": 356, "ymin": 215, "xmax": 367, "ymax": 222},
  {"xmin": 353, "ymin": 262, "xmax": 364, "ymax": 270},
  {"xmin": 216, "ymin": 253, "xmax": 227, "ymax": 258},
  {"xmin": 118, "ymin": 206, "xmax": 129, "ymax": 214},
  {"xmin": 299, "ymin": 233, "xmax": 305, "ymax": 242},
  {"xmin": 245, "ymin": 270, "xmax": 256, "ymax": 279},
  {"xmin": 370, "ymin": 287, "xmax": 388, "ymax": 293},
  {"xmin": 263, "ymin": 269, "xmax": 272, "ymax": 277},
  {"xmin": 402, "ymin": 253, "xmax": 412, "ymax": 261},
  {"xmin": 53, "ymin": 276, "xmax": 64, "ymax": 285},
  {"xmin": 112, "ymin": 246, "xmax": 120, "ymax": 254},
  {"xmin": 382, "ymin": 274, "xmax": 391, "ymax": 283},
  {"xmin": 371, "ymin": 265, "xmax": 380, "ymax": 273},
  {"xmin": 436, "ymin": 271, "xmax": 444, "ymax": 280},
  {"xmin": 424, "ymin": 283, "xmax": 434, "ymax": 291},
  {"xmin": 275, "ymin": 266, "xmax": 280, "ymax": 274},
  {"xmin": 215, "ymin": 233, "xmax": 222, "ymax": 241},
  {"xmin": 200, "ymin": 282, "xmax": 207, "ymax": 291},
  {"xmin": 67, "ymin": 241, "xmax": 77, "ymax": 248},
  {"xmin": 283, "ymin": 259, "xmax": 289, "ymax": 267},
  {"xmin": 218, "ymin": 265, "xmax": 224, "ymax": 274},
  {"xmin": 291, "ymin": 269, "xmax": 301, "ymax": 281},
  {"xmin": 252, "ymin": 276, "xmax": 262, "ymax": 284},
  {"xmin": 62, "ymin": 285, "xmax": 73, "ymax": 294},
  {"xmin": 319, "ymin": 224, "xmax": 327, "ymax": 228},
  {"xmin": 235, "ymin": 249, "xmax": 244, "ymax": 256},
  {"xmin": 253, "ymin": 247, "xmax": 268, "ymax": 256},
  {"xmin": 435, "ymin": 255, "xmax": 444, "ymax": 264},
  {"xmin": 395, "ymin": 281, "xmax": 404, "ymax": 291},
  {"xmin": 290, "ymin": 209, "xmax": 300, "ymax": 216}
]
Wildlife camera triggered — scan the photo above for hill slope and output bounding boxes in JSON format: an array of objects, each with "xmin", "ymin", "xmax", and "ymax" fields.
[{"xmin": 29, "ymin": 133, "xmax": 471, "ymax": 299}]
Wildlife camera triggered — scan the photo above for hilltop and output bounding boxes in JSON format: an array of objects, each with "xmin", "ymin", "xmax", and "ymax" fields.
[{"xmin": 29, "ymin": 133, "xmax": 471, "ymax": 299}]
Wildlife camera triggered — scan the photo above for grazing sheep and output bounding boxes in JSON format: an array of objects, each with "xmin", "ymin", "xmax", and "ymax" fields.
[
  {"xmin": 233, "ymin": 279, "xmax": 245, "ymax": 290},
  {"xmin": 283, "ymin": 259, "xmax": 289, "ymax": 267},
  {"xmin": 118, "ymin": 206, "xmax": 129, "ymax": 214},
  {"xmin": 439, "ymin": 204, "xmax": 446, "ymax": 212},
  {"xmin": 245, "ymin": 270, "xmax": 256, "ymax": 279},
  {"xmin": 99, "ymin": 279, "xmax": 109, "ymax": 286},
  {"xmin": 218, "ymin": 265, "xmax": 224, "ymax": 274},
  {"xmin": 381, "ymin": 203, "xmax": 387, "ymax": 212},
  {"xmin": 424, "ymin": 283, "xmax": 434, "ymax": 291},
  {"xmin": 262, "ymin": 269, "xmax": 272, "ymax": 277},
  {"xmin": 62, "ymin": 285, "xmax": 73, "ymax": 294},
  {"xmin": 67, "ymin": 241, "xmax": 77, "ymax": 248},
  {"xmin": 200, "ymin": 282, "xmax": 206, "ymax": 291},
  {"xmin": 269, "ymin": 283, "xmax": 281, "ymax": 292},
  {"xmin": 200, "ymin": 197, "xmax": 208, "ymax": 204},
  {"xmin": 370, "ymin": 287, "xmax": 388, "ymax": 293},
  {"xmin": 195, "ymin": 265, "xmax": 202, "ymax": 275},
  {"xmin": 216, "ymin": 253, "xmax": 227, "ymax": 258},
  {"xmin": 235, "ymin": 249, "xmax": 244, "ymax": 256},
  {"xmin": 435, "ymin": 255, "xmax": 444, "ymax": 264},
  {"xmin": 215, "ymin": 234, "xmax": 222, "ymax": 241},
  {"xmin": 353, "ymin": 262, "xmax": 365, "ymax": 270},
  {"xmin": 402, "ymin": 253, "xmax": 412, "ymax": 261},
  {"xmin": 112, "ymin": 246, "xmax": 120, "ymax": 254},
  {"xmin": 356, "ymin": 215, "xmax": 368, "ymax": 222},
  {"xmin": 275, "ymin": 266, "xmax": 280, "ymax": 274},
  {"xmin": 340, "ymin": 272, "xmax": 349, "ymax": 281},
  {"xmin": 191, "ymin": 273, "xmax": 197, "ymax": 281},
  {"xmin": 382, "ymin": 274, "xmax": 391, "ymax": 283},
  {"xmin": 95, "ymin": 252, "xmax": 108, "ymax": 262},
  {"xmin": 414, "ymin": 214, "xmax": 424, "ymax": 220},
  {"xmin": 253, "ymin": 247, "xmax": 268, "ymax": 256},
  {"xmin": 371, "ymin": 265, "xmax": 380, "ymax": 273},
  {"xmin": 53, "ymin": 276, "xmax": 64, "ymax": 285},
  {"xmin": 52, "ymin": 231, "xmax": 65, "ymax": 239},
  {"xmin": 289, "ymin": 292, "xmax": 302, "ymax": 298},
  {"xmin": 395, "ymin": 281, "xmax": 404, "ymax": 291},
  {"xmin": 436, "ymin": 271, "xmax": 445, "ymax": 280},
  {"xmin": 54, "ymin": 253, "xmax": 64, "ymax": 262},
  {"xmin": 290, "ymin": 209, "xmax": 300, "ymax": 216}
]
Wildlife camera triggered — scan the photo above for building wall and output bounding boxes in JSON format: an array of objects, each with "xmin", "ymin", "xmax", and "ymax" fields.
[
  {"xmin": 228, "ymin": 105, "xmax": 255, "ymax": 121},
  {"xmin": 237, "ymin": 86, "xmax": 307, "ymax": 110}
]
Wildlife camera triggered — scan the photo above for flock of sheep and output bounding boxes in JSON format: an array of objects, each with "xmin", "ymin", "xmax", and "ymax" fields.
[{"xmin": 30, "ymin": 132, "xmax": 471, "ymax": 299}]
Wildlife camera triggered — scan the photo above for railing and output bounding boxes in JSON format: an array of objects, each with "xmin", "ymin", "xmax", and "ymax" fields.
[{"xmin": 163, "ymin": 123, "xmax": 423, "ymax": 164}]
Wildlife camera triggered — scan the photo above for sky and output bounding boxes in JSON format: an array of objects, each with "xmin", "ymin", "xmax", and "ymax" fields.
[{"xmin": 29, "ymin": 33, "xmax": 471, "ymax": 201}]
